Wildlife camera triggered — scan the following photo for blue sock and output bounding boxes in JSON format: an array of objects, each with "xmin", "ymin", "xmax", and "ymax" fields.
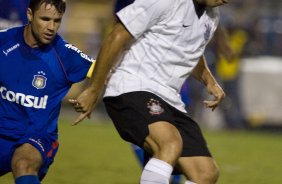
[
  {"xmin": 131, "ymin": 144, "xmax": 145, "ymax": 165},
  {"xmin": 171, "ymin": 174, "xmax": 182, "ymax": 184},
  {"xmin": 15, "ymin": 175, "xmax": 40, "ymax": 184}
]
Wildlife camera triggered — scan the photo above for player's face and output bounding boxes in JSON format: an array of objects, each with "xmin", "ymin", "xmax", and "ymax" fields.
[
  {"xmin": 196, "ymin": 0, "xmax": 229, "ymax": 7},
  {"xmin": 27, "ymin": 3, "xmax": 63, "ymax": 46}
]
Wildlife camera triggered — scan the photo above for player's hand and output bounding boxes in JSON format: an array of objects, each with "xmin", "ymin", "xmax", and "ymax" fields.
[
  {"xmin": 203, "ymin": 83, "xmax": 225, "ymax": 111},
  {"xmin": 69, "ymin": 88, "xmax": 98, "ymax": 125}
]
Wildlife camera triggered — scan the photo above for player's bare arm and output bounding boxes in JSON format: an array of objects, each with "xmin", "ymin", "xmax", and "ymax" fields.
[
  {"xmin": 214, "ymin": 23, "xmax": 234, "ymax": 61},
  {"xmin": 70, "ymin": 22, "xmax": 134, "ymax": 125},
  {"xmin": 191, "ymin": 55, "xmax": 225, "ymax": 110}
]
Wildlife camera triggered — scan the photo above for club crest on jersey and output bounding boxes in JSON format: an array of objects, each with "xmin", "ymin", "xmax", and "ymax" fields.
[
  {"xmin": 147, "ymin": 98, "xmax": 164, "ymax": 115},
  {"xmin": 204, "ymin": 24, "xmax": 211, "ymax": 41},
  {"xmin": 32, "ymin": 71, "xmax": 47, "ymax": 89}
]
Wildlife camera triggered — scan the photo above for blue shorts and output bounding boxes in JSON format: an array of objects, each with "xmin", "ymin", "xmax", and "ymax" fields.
[{"xmin": 0, "ymin": 133, "xmax": 59, "ymax": 180}]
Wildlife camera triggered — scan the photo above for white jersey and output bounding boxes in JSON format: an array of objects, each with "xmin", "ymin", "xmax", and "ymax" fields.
[{"xmin": 104, "ymin": 0, "xmax": 220, "ymax": 112}]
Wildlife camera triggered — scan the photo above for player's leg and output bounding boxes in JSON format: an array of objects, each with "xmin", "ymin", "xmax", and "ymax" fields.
[
  {"xmin": 141, "ymin": 121, "xmax": 183, "ymax": 184},
  {"xmin": 173, "ymin": 114, "xmax": 219, "ymax": 184},
  {"xmin": 104, "ymin": 92, "xmax": 183, "ymax": 184},
  {"xmin": 177, "ymin": 156, "xmax": 219, "ymax": 184},
  {"xmin": 134, "ymin": 144, "xmax": 182, "ymax": 184},
  {"xmin": 11, "ymin": 134, "xmax": 59, "ymax": 184},
  {"xmin": 11, "ymin": 143, "xmax": 42, "ymax": 184},
  {"xmin": 131, "ymin": 144, "xmax": 145, "ymax": 166},
  {"xmin": 143, "ymin": 146, "xmax": 182, "ymax": 184}
]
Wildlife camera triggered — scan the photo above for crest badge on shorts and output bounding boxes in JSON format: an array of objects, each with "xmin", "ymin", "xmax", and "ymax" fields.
[
  {"xmin": 147, "ymin": 98, "xmax": 164, "ymax": 115},
  {"xmin": 32, "ymin": 71, "xmax": 47, "ymax": 89}
]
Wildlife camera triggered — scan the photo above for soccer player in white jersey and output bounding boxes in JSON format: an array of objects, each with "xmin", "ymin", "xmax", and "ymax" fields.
[{"xmin": 71, "ymin": 0, "xmax": 228, "ymax": 183}]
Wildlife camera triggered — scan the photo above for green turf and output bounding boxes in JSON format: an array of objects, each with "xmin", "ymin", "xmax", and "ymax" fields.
[
  {"xmin": 206, "ymin": 130, "xmax": 282, "ymax": 184},
  {"xmin": 1, "ymin": 119, "xmax": 282, "ymax": 184}
]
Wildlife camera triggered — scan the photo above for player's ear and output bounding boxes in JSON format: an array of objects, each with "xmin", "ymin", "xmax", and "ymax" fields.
[{"xmin": 27, "ymin": 8, "xmax": 33, "ymax": 22}]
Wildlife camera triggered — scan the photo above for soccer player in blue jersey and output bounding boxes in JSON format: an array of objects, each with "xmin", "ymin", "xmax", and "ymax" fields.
[{"xmin": 0, "ymin": 0, "xmax": 95, "ymax": 183}]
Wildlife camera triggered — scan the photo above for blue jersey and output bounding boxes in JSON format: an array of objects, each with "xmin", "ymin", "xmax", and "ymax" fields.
[
  {"xmin": 114, "ymin": 0, "xmax": 134, "ymax": 13},
  {"xmin": 0, "ymin": 26, "xmax": 93, "ymax": 139}
]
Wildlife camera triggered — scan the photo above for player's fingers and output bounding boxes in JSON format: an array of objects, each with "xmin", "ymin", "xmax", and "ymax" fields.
[
  {"xmin": 207, "ymin": 100, "xmax": 219, "ymax": 107},
  {"xmin": 74, "ymin": 108, "xmax": 84, "ymax": 112},
  {"xmin": 69, "ymin": 99, "xmax": 83, "ymax": 111},
  {"xmin": 68, "ymin": 98, "xmax": 78, "ymax": 105},
  {"xmin": 87, "ymin": 114, "xmax": 91, "ymax": 119},
  {"xmin": 69, "ymin": 99, "xmax": 82, "ymax": 108},
  {"xmin": 211, "ymin": 105, "xmax": 217, "ymax": 111},
  {"xmin": 72, "ymin": 112, "xmax": 89, "ymax": 126},
  {"xmin": 203, "ymin": 100, "xmax": 218, "ymax": 110}
]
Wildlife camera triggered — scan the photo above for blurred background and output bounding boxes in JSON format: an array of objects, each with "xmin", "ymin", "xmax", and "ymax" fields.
[{"xmin": 1, "ymin": 0, "xmax": 282, "ymax": 183}]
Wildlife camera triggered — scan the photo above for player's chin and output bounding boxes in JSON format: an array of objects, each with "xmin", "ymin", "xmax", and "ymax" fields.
[
  {"xmin": 40, "ymin": 38, "xmax": 54, "ymax": 45},
  {"xmin": 207, "ymin": 0, "xmax": 229, "ymax": 7}
]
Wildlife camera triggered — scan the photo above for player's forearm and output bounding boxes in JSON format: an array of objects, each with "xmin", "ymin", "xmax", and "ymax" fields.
[
  {"xmin": 88, "ymin": 23, "xmax": 133, "ymax": 94},
  {"xmin": 191, "ymin": 56, "xmax": 217, "ymax": 87},
  {"xmin": 88, "ymin": 37, "xmax": 120, "ymax": 93}
]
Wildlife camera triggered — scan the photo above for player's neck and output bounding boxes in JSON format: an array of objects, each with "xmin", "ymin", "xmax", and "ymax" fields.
[{"xmin": 23, "ymin": 25, "xmax": 40, "ymax": 48}]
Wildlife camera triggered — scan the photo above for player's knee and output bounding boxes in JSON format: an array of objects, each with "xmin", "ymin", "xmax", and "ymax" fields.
[
  {"xmin": 209, "ymin": 167, "xmax": 219, "ymax": 183},
  {"xmin": 200, "ymin": 166, "xmax": 219, "ymax": 184},
  {"xmin": 12, "ymin": 158, "xmax": 30, "ymax": 173},
  {"xmin": 12, "ymin": 157, "xmax": 40, "ymax": 176}
]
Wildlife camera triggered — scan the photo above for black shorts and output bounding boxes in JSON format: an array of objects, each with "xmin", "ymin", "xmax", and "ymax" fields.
[{"xmin": 103, "ymin": 91, "xmax": 211, "ymax": 157}]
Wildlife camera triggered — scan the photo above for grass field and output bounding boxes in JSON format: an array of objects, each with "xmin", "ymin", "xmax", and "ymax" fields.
[{"xmin": 1, "ymin": 116, "xmax": 282, "ymax": 184}]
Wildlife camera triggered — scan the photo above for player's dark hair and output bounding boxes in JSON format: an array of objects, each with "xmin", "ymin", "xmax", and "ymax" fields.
[{"xmin": 29, "ymin": 0, "xmax": 66, "ymax": 14}]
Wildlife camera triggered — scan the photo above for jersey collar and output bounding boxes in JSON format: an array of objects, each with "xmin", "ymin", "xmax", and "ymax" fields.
[{"xmin": 192, "ymin": 0, "xmax": 206, "ymax": 18}]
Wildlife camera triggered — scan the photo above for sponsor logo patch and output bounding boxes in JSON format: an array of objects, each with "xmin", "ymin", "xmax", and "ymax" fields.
[
  {"xmin": 147, "ymin": 98, "xmax": 164, "ymax": 115},
  {"xmin": 0, "ymin": 85, "xmax": 48, "ymax": 109}
]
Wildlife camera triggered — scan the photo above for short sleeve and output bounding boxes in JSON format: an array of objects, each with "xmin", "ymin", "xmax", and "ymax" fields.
[
  {"xmin": 116, "ymin": 0, "xmax": 171, "ymax": 39},
  {"xmin": 51, "ymin": 35, "xmax": 94, "ymax": 84},
  {"xmin": 63, "ymin": 43, "xmax": 94, "ymax": 83}
]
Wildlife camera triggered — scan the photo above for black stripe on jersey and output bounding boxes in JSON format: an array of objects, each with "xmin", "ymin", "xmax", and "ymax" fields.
[{"xmin": 192, "ymin": 0, "xmax": 206, "ymax": 18}]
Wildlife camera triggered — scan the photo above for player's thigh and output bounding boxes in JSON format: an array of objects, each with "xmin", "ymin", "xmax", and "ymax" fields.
[
  {"xmin": 144, "ymin": 121, "xmax": 183, "ymax": 164},
  {"xmin": 177, "ymin": 156, "xmax": 219, "ymax": 181},
  {"xmin": 145, "ymin": 121, "xmax": 183, "ymax": 151},
  {"xmin": 12, "ymin": 143, "xmax": 43, "ymax": 175}
]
